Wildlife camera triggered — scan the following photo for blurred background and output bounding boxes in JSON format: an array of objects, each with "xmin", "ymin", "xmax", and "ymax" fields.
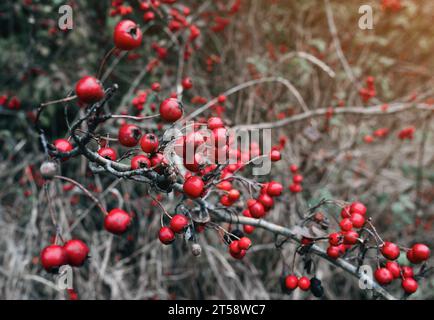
[{"xmin": 0, "ymin": 0, "xmax": 433, "ymax": 299}]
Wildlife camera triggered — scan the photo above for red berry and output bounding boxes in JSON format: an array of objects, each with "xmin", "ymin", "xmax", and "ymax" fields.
[
  {"xmin": 266, "ymin": 181, "xmax": 283, "ymax": 197},
  {"xmin": 40, "ymin": 245, "xmax": 68, "ymax": 272},
  {"xmin": 411, "ymin": 243, "xmax": 430, "ymax": 262},
  {"xmin": 217, "ymin": 180, "xmax": 232, "ymax": 191},
  {"xmin": 327, "ymin": 246, "xmax": 341, "ymax": 259},
  {"xmin": 63, "ymin": 239, "xmax": 89, "ymax": 267},
  {"xmin": 159, "ymin": 226, "xmax": 175, "ymax": 245},
  {"xmin": 229, "ymin": 248, "xmax": 246, "ymax": 260},
  {"xmin": 329, "ymin": 233, "xmax": 342, "ymax": 246},
  {"xmin": 169, "ymin": 214, "xmax": 189, "ymax": 233},
  {"xmin": 183, "ymin": 176, "xmax": 204, "ymax": 198},
  {"xmin": 243, "ymin": 224, "xmax": 255, "ymax": 234},
  {"xmin": 402, "ymin": 278, "xmax": 418, "ymax": 294},
  {"xmin": 340, "ymin": 206, "xmax": 351, "ymax": 218},
  {"xmin": 298, "ymin": 276, "xmax": 311, "ymax": 291},
  {"xmin": 350, "ymin": 213, "xmax": 365, "ymax": 229},
  {"xmin": 113, "ymin": 20, "xmax": 143, "ymax": 50},
  {"xmin": 285, "ymin": 275, "xmax": 298, "ymax": 290},
  {"xmin": 257, "ymin": 193, "xmax": 274, "ymax": 209},
  {"xmin": 343, "ymin": 230, "xmax": 359, "ymax": 245},
  {"xmin": 229, "ymin": 240, "xmax": 241, "ymax": 254},
  {"xmin": 289, "ymin": 164, "xmax": 298, "ymax": 173},
  {"xmin": 104, "ymin": 208, "xmax": 131, "ymax": 234},
  {"xmin": 140, "ymin": 133, "xmax": 159, "ymax": 153},
  {"xmin": 207, "ymin": 117, "xmax": 224, "ymax": 130},
  {"xmin": 181, "ymin": 77, "xmax": 193, "ymax": 90},
  {"xmin": 54, "ymin": 139, "xmax": 73, "ymax": 153},
  {"xmin": 75, "ymin": 76, "xmax": 104, "ymax": 104},
  {"xmin": 159, "ymin": 98, "xmax": 183, "ymax": 122},
  {"xmin": 350, "ymin": 201, "xmax": 367, "ymax": 215},
  {"xmin": 220, "ymin": 195, "xmax": 233, "ymax": 207},
  {"xmin": 143, "ymin": 11, "xmax": 155, "ymax": 22},
  {"xmin": 401, "ymin": 266, "xmax": 414, "ymax": 278},
  {"xmin": 131, "ymin": 155, "xmax": 151, "ymax": 170},
  {"xmin": 385, "ymin": 261, "xmax": 401, "ymax": 279},
  {"xmin": 374, "ymin": 268, "xmax": 393, "ymax": 285},
  {"xmin": 118, "ymin": 124, "xmax": 141, "ymax": 147},
  {"xmin": 228, "ymin": 189, "xmax": 240, "ymax": 201},
  {"xmin": 248, "ymin": 200, "xmax": 265, "ymax": 218},
  {"xmin": 381, "ymin": 242, "xmax": 401, "ymax": 260},
  {"xmin": 289, "ymin": 183, "xmax": 302, "ymax": 193},
  {"xmin": 406, "ymin": 249, "xmax": 416, "ymax": 263},
  {"xmin": 339, "ymin": 218, "xmax": 353, "ymax": 231},
  {"xmin": 151, "ymin": 82, "xmax": 161, "ymax": 92},
  {"xmin": 98, "ymin": 147, "xmax": 117, "ymax": 161},
  {"xmin": 238, "ymin": 237, "xmax": 251, "ymax": 250},
  {"xmin": 292, "ymin": 174, "xmax": 303, "ymax": 184},
  {"xmin": 270, "ymin": 150, "xmax": 281, "ymax": 162}
]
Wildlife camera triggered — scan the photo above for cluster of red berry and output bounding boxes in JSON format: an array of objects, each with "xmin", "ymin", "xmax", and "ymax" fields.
[
  {"xmin": 0, "ymin": 94, "xmax": 21, "ymax": 110},
  {"xmin": 288, "ymin": 164, "xmax": 303, "ymax": 194},
  {"xmin": 41, "ymin": 240, "xmax": 89, "ymax": 272},
  {"xmin": 359, "ymin": 76, "xmax": 376, "ymax": 104}
]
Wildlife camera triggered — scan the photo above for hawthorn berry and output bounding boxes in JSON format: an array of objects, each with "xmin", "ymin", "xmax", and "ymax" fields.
[
  {"xmin": 54, "ymin": 139, "xmax": 73, "ymax": 153},
  {"xmin": 385, "ymin": 261, "xmax": 401, "ymax": 279},
  {"xmin": 40, "ymin": 161, "xmax": 59, "ymax": 179},
  {"xmin": 292, "ymin": 174, "xmax": 303, "ymax": 184},
  {"xmin": 266, "ymin": 181, "xmax": 283, "ymax": 197},
  {"xmin": 181, "ymin": 77, "xmax": 193, "ymax": 90},
  {"xmin": 343, "ymin": 230, "xmax": 359, "ymax": 245},
  {"xmin": 350, "ymin": 201, "xmax": 367, "ymax": 215},
  {"xmin": 289, "ymin": 164, "xmax": 298, "ymax": 173},
  {"xmin": 289, "ymin": 183, "xmax": 302, "ymax": 193},
  {"xmin": 247, "ymin": 200, "xmax": 265, "ymax": 218},
  {"xmin": 411, "ymin": 243, "xmax": 430, "ymax": 262},
  {"xmin": 285, "ymin": 275, "xmax": 298, "ymax": 290},
  {"xmin": 207, "ymin": 117, "xmax": 224, "ymax": 130},
  {"xmin": 374, "ymin": 268, "xmax": 393, "ymax": 285},
  {"xmin": 327, "ymin": 246, "xmax": 341, "ymax": 259},
  {"xmin": 118, "ymin": 123, "xmax": 142, "ymax": 147},
  {"xmin": 104, "ymin": 208, "xmax": 131, "ymax": 235},
  {"xmin": 159, "ymin": 98, "xmax": 183, "ymax": 122},
  {"xmin": 349, "ymin": 213, "xmax": 365, "ymax": 229},
  {"xmin": 339, "ymin": 218, "xmax": 353, "ymax": 231},
  {"xmin": 229, "ymin": 240, "xmax": 241, "ymax": 254},
  {"xmin": 238, "ymin": 237, "xmax": 252, "ymax": 250},
  {"xmin": 113, "ymin": 20, "xmax": 143, "ymax": 50},
  {"xmin": 298, "ymin": 276, "xmax": 311, "ymax": 291},
  {"xmin": 270, "ymin": 149, "xmax": 281, "ymax": 162},
  {"xmin": 98, "ymin": 147, "xmax": 117, "ymax": 161},
  {"xmin": 159, "ymin": 226, "xmax": 175, "ymax": 245},
  {"xmin": 140, "ymin": 133, "xmax": 159, "ymax": 153},
  {"xmin": 381, "ymin": 242, "xmax": 400, "ymax": 260},
  {"xmin": 257, "ymin": 193, "xmax": 274, "ymax": 209},
  {"xmin": 340, "ymin": 206, "xmax": 351, "ymax": 219},
  {"xmin": 228, "ymin": 189, "xmax": 240, "ymax": 201},
  {"xmin": 75, "ymin": 76, "xmax": 104, "ymax": 104},
  {"xmin": 130, "ymin": 155, "xmax": 151, "ymax": 170},
  {"xmin": 402, "ymin": 278, "xmax": 418, "ymax": 294},
  {"xmin": 170, "ymin": 214, "xmax": 189, "ymax": 233},
  {"xmin": 63, "ymin": 239, "xmax": 89, "ymax": 267},
  {"xmin": 401, "ymin": 266, "xmax": 414, "ymax": 278},
  {"xmin": 183, "ymin": 176, "xmax": 204, "ymax": 198},
  {"xmin": 329, "ymin": 233, "xmax": 342, "ymax": 246},
  {"xmin": 40, "ymin": 245, "xmax": 68, "ymax": 272}
]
